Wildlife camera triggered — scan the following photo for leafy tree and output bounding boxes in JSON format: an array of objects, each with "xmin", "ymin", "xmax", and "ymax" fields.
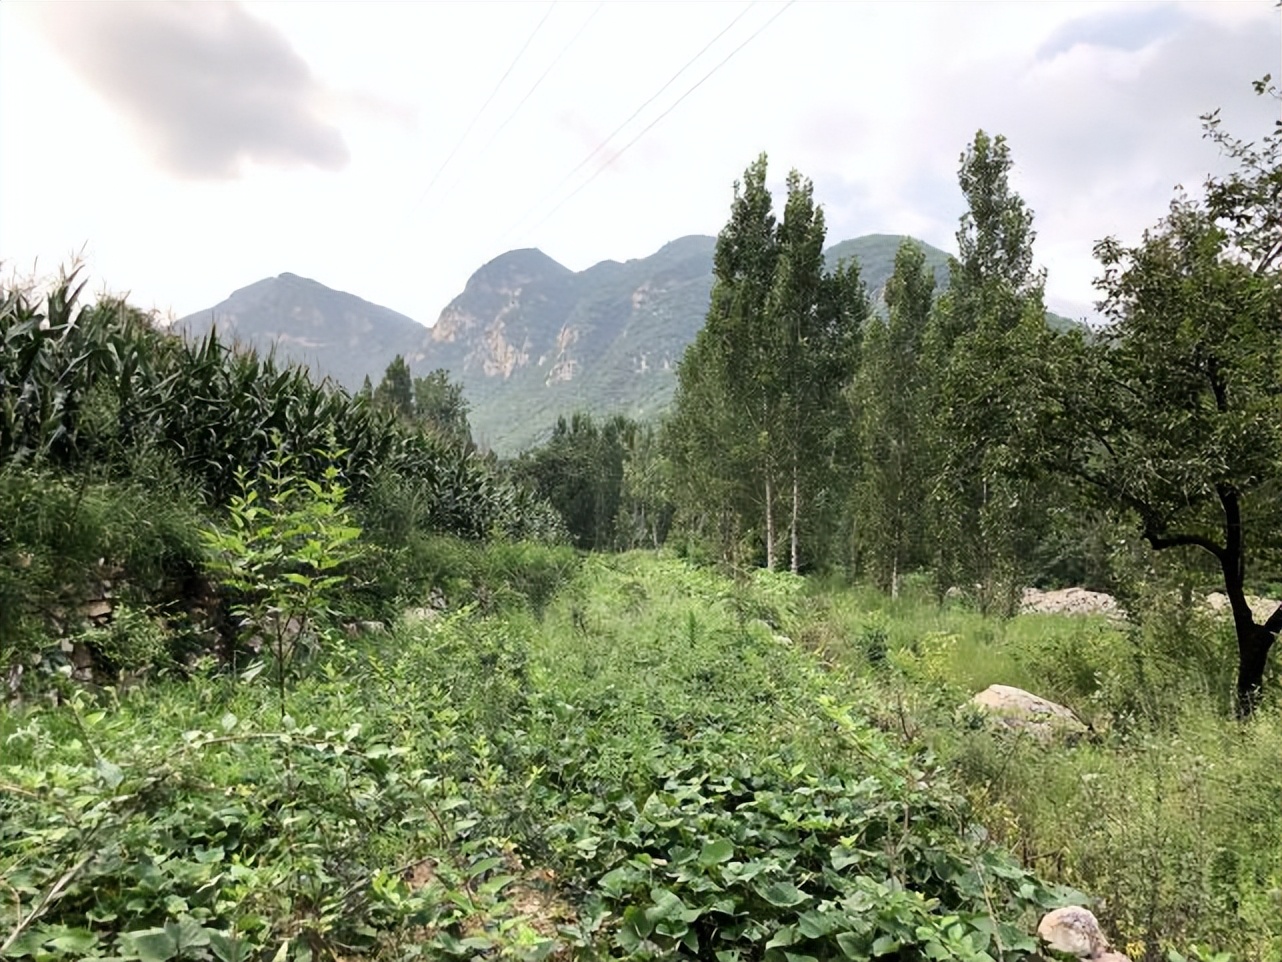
[
  {"xmin": 201, "ymin": 441, "xmax": 363, "ymax": 718},
  {"xmin": 670, "ymin": 156, "xmax": 866, "ymax": 571},
  {"xmin": 1051, "ymin": 84, "xmax": 1282, "ymax": 712},
  {"xmin": 513, "ymin": 413, "xmax": 632, "ymax": 550},
  {"xmin": 373, "ymin": 354, "xmax": 414, "ymax": 420},
  {"xmin": 854, "ymin": 240, "xmax": 935, "ymax": 594},
  {"xmin": 617, "ymin": 422, "xmax": 675, "ymax": 550},
  {"xmin": 925, "ymin": 131, "xmax": 1058, "ymax": 613},
  {"xmin": 413, "ymin": 368, "xmax": 473, "ymax": 448}
]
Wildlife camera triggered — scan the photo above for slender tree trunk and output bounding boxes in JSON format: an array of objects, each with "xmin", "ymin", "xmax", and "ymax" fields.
[
  {"xmin": 790, "ymin": 461, "xmax": 800, "ymax": 575},
  {"xmin": 764, "ymin": 473, "xmax": 776, "ymax": 571}
]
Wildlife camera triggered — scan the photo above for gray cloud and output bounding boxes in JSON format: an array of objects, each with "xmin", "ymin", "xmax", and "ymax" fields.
[
  {"xmin": 38, "ymin": 2, "xmax": 348, "ymax": 179},
  {"xmin": 1036, "ymin": 4, "xmax": 1187, "ymax": 60}
]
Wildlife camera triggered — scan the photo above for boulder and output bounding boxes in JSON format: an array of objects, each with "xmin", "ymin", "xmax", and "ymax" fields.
[
  {"xmin": 968, "ymin": 684, "xmax": 1087, "ymax": 743},
  {"xmin": 1037, "ymin": 906, "xmax": 1121, "ymax": 959}
]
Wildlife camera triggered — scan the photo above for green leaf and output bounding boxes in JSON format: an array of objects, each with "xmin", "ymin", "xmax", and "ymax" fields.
[
  {"xmin": 95, "ymin": 757, "xmax": 124, "ymax": 790},
  {"xmin": 835, "ymin": 932, "xmax": 866, "ymax": 959},
  {"xmin": 209, "ymin": 931, "xmax": 250, "ymax": 962},
  {"xmin": 646, "ymin": 887, "xmax": 701, "ymax": 924},
  {"xmin": 755, "ymin": 880, "xmax": 809, "ymax": 908},
  {"xmin": 41, "ymin": 928, "xmax": 98, "ymax": 955},
  {"xmin": 698, "ymin": 837, "xmax": 735, "ymax": 867},
  {"xmin": 119, "ymin": 928, "xmax": 178, "ymax": 962},
  {"xmin": 872, "ymin": 934, "xmax": 900, "ymax": 956}
]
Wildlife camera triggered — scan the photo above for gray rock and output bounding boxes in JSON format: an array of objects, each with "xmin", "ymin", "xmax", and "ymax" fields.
[
  {"xmin": 1037, "ymin": 906, "xmax": 1114, "ymax": 958},
  {"xmin": 969, "ymin": 684, "xmax": 1087, "ymax": 743}
]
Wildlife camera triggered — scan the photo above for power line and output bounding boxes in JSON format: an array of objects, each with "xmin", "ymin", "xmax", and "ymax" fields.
[
  {"xmin": 439, "ymin": 2, "xmax": 604, "ymax": 202},
  {"xmin": 519, "ymin": 1, "xmax": 796, "ymax": 240},
  {"xmin": 484, "ymin": 2, "xmax": 604, "ymax": 156},
  {"xmin": 497, "ymin": 1, "xmax": 759, "ymax": 245},
  {"xmin": 412, "ymin": 0, "xmax": 557, "ymax": 212}
]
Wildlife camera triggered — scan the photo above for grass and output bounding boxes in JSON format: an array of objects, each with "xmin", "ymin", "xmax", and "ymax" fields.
[
  {"xmin": 3, "ymin": 548, "xmax": 1076, "ymax": 961},
  {"xmin": 785, "ymin": 576, "xmax": 1282, "ymax": 962}
]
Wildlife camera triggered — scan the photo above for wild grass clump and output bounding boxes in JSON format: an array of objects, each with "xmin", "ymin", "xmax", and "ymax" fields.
[{"xmin": 0, "ymin": 466, "xmax": 206, "ymax": 675}]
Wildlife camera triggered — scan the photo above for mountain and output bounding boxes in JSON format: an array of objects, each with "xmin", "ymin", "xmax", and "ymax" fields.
[
  {"xmin": 174, "ymin": 272, "xmax": 426, "ymax": 390},
  {"xmin": 408, "ymin": 235, "xmax": 719, "ymax": 453},
  {"xmin": 409, "ymin": 233, "xmax": 976, "ymax": 453},
  {"xmin": 825, "ymin": 234, "xmax": 953, "ymax": 305},
  {"xmin": 175, "ymin": 234, "xmax": 1081, "ymax": 456}
]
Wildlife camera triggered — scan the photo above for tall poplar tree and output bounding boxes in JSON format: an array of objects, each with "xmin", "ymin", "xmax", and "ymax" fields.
[
  {"xmin": 670, "ymin": 156, "xmax": 865, "ymax": 571},
  {"xmin": 854, "ymin": 240, "xmax": 934, "ymax": 594},
  {"xmin": 925, "ymin": 131, "xmax": 1057, "ymax": 613}
]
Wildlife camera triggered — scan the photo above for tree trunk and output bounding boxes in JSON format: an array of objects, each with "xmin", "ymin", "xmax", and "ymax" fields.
[
  {"xmin": 790, "ymin": 462, "xmax": 800, "ymax": 575},
  {"xmin": 1234, "ymin": 602, "xmax": 1281, "ymax": 717},
  {"xmin": 1215, "ymin": 484, "xmax": 1277, "ymax": 717},
  {"xmin": 764, "ymin": 473, "xmax": 776, "ymax": 571}
]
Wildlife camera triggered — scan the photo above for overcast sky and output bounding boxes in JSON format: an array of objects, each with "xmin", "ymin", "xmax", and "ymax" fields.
[{"xmin": 1, "ymin": 1, "xmax": 1277, "ymax": 326}]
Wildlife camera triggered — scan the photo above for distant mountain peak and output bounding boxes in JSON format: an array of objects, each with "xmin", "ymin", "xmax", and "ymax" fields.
[{"xmin": 176, "ymin": 274, "xmax": 427, "ymax": 391}]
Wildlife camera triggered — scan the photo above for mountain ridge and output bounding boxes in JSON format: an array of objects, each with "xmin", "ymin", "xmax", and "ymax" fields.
[{"xmin": 176, "ymin": 233, "xmax": 1079, "ymax": 454}]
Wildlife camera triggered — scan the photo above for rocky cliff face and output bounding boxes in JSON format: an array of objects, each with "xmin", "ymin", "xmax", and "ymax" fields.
[{"xmin": 408, "ymin": 236, "xmax": 718, "ymax": 453}]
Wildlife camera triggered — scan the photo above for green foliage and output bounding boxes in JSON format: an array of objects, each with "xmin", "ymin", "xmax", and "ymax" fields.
[
  {"xmin": 512, "ymin": 413, "xmax": 638, "ymax": 551},
  {"xmin": 669, "ymin": 155, "xmax": 867, "ymax": 573},
  {"xmin": 0, "ymin": 685, "xmax": 523, "ymax": 962},
  {"xmin": 0, "ymin": 464, "xmax": 205, "ymax": 677},
  {"xmin": 413, "ymin": 368, "xmax": 473, "ymax": 448},
  {"xmin": 1, "ymin": 271, "xmax": 556, "ymax": 551},
  {"xmin": 923, "ymin": 131, "xmax": 1060, "ymax": 615},
  {"xmin": 373, "ymin": 353, "xmax": 415, "ymax": 421},
  {"xmin": 853, "ymin": 240, "xmax": 936, "ymax": 592},
  {"xmin": 793, "ymin": 578, "xmax": 1282, "ymax": 961},
  {"xmin": 201, "ymin": 443, "xmax": 363, "ymax": 711},
  {"xmin": 549, "ymin": 738, "xmax": 1068, "ymax": 962},
  {"xmin": 5, "ymin": 542, "xmax": 1275, "ymax": 959},
  {"xmin": 1044, "ymin": 85, "xmax": 1282, "ymax": 710}
]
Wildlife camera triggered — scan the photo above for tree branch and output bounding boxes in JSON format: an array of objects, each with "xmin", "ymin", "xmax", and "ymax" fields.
[
  {"xmin": 1143, "ymin": 528, "xmax": 1227, "ymax": 562},
  {"xmin": 1263, "ymin": 603, "xmax": 1282, "ymax": 636}
]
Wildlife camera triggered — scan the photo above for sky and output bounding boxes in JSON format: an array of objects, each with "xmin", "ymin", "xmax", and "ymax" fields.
[{"xmin": 1, "ymin": 1, "xmax": 1278, "ymax": 326}]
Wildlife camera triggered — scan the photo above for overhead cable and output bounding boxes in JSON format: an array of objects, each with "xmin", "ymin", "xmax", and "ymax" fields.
[
  {"xmin": 519, "ymin": 0, "xmax": 797, "ymax": 240},
  {"xmin": 413, "ymin": 1, "xmax": 558, "ymax": 211},
  {"xmin": 498, "ymin": 0, "xmax": 760, "ymax": 245}
]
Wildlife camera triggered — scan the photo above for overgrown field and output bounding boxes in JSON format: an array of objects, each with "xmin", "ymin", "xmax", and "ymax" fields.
[{"xmin": 3, "ymin": 548, "xmax": 1278, "ymax": 961}]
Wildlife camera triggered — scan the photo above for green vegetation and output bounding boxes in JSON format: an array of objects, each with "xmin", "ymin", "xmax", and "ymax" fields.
[
  {"xmin": 3, "ymin": 550, "xmax": 1077, "ymax": 961},
  {"xmin": 5, "ymin": 550, "xmax": 1277, "ymax": 960},
  {"xmin": 792, "ymin": 577, "xmax": 1282, "ymax": 961},
  {"xmin": 668, "ymin": 157, "xmax": 866, "ymax": 573},
  {"xmin": 3, "ymin": 81, "xmax": 1279, "ymax": 962}
]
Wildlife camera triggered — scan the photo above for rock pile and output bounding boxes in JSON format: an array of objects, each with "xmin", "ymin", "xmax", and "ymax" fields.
[{"xmin": 1021, "ymin": 587, "xmax": 1120, "ymax": 617}]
